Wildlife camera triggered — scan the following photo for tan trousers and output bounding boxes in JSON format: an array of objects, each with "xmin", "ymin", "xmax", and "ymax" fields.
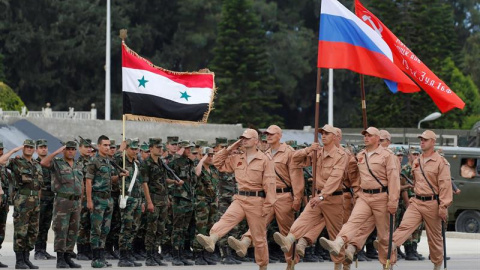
[
  {"xmin": 393, "ymin": 198, "xmax": 443, "ymax": 265},
  {"xmin": 244, "ymin": 192, "xmax": 295, "ymax": 262},
  {"xmin": 338, "ymin": 192, "xmax": 396, "ymax": 265},
  {"xmin": 349, "ymin": 215, "xmax": 375, "ymax": 251},
  {"xmin": 210, "ymin": 195, "xmax": 268, "ymax": 267},
  {"xmin": 289, "ymin": 195, "xmax": 345, "ymax": 263},
  {"xmin": 343, "ymin": 193, "xmax": 354, "ymax": 224}
]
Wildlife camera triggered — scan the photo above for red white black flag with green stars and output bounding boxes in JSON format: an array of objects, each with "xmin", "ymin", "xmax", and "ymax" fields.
[{"xmin": 122, "ymin": 42, "xmax": 216, "ymax": 123}]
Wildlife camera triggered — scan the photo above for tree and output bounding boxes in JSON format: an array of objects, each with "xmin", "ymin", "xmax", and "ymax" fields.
[
  {"xmin": 209, "ymin": 0, "xmax": 282, "ymax": 127},
  {"xmin": 0, "ymin": 82, "xmax": 25, "ymax": 111},
  {"xmin": 462, "ymin": 32, "xmax": 480, "ymax": 89}
]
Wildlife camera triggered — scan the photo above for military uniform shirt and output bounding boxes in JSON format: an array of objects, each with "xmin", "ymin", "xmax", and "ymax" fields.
[
  {"xmin": 85, "ymin": 154, "xmax": 115, "ymax": 193},
  {"xmin": 37, "ymin": 157, "xmax": 52, "ymax": 191},
  {"xmin": 140, "ymin": 156, "xmax": 168, "ymax": 196},
  {"xmin": 50, "ymin": 157, "xmax": 83, "ymax": 196},
  {"xmin": 114, "ymin": 153, "xmax": 143, "ymax": 198},
  {"xmin": 169, "ymin": 155, "xmax": 196, "ymax": 200},
  {"xmin": 7, "ymin": 156, "xmax": 43, "ymax": 191}
]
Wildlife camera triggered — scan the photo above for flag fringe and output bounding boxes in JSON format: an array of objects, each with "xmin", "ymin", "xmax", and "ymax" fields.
[{"xmin": 124, "ymin": 114, "xmax": 210, "ymax": 125}]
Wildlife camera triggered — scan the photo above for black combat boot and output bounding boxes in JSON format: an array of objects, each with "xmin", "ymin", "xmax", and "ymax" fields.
[
  {"xmin": 117, "ymin": 250, "xmax": 134, "ymax": 267},
  {"xmin": 0, "ymin": 260, "xmax": 7, "ymax": 268},
  {"xmin": 44, "ymin": 243, "xmax": 56, "ymax": 260},
  {"xmin": 397, "ymin": 247, "xmax": 405, "ymax": 259},
  {"xmin": 91, "ymin": 249, "xmax": 106, "ymax": 268},
  {"xmin": 104, "ymin": 244, "xmax": 116, "ymax": 260},
  {"xmin": 412, "ymin": 242, "xmax": 425, "ymax": 260},
  {"xmin": 405, "ymin": 245, "xmax": 418, "ymax": 261},
  {"xmin": 365, "ymin": 242, "xmax": 378, "ymax": 259},
  {"xmin": 162, "ymin": 244, "xmax": 173, "ymax": 262},
  {"xmin": 179, "ymin": 248, "xmax": 194, "ymax": 266},
  {"xmin": 64, "ymin": 252, "xmax": 82, "ymax": 268},
  {"xmin": 303, "ymin": 247, "xmax": 319, "ymax": 262},
  {"xmin": 15, "ymin": 252, "xmax": 29, "ymax": 269},
  {"xmin": 56, "ymin": 252, "xmax": 70, "ymax": 268},
  {"xmin": 76, "ymin": 245, "xmax": 89, "ymax": 261},
  {"xmin": 24, "ymin": 251, "xmax": 39, "ymax": 269},
  {"xmin": 34, "ymin": 243, "xmax": 47, "ymax": 260},
  {"xmin": 126, "ymin": 251, "xmax": 142, "ymax": 267},
  {"xmin": 356, "ymin": 249, "xmax": 371, "ymax": 261},
  {"xmin": 100, "ymin": 249, "xmax": 112, "ymax": 267},
  {"xmin": 194, "ymin": 252, "xmax": 208, "ymax": 265},
  {"xmin": 144, "ymin": 250, "xmax": 158, "ymax": 266},
  {"xmin": 171, "ymin": 249, "xmax": 184, "ymax": 266},
  {"xmin": 220, "ymin": 246, "xmax": 236, "ymax": 265},
  {"xmin": 153, "ymin": 251, "xmax": 167, "ymax": 266}
]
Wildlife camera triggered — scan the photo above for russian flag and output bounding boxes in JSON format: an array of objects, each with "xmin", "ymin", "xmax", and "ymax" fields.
[
  {"xmin": 122, "ymin": 43, "xmax": 215, "ymax": 123},
  {"xmin": 318, "ymin": 0, "xmax": 419, "ymax": 93}
]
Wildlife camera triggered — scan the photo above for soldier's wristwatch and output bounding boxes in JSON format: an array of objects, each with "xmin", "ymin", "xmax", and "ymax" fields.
[{"xmin": 318, "ymin": 195, "xmax": 324, "ymax": 201}]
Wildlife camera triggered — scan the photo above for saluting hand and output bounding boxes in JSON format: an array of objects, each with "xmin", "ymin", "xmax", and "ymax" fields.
[{"xmin": 227, "ymin": 139, "xmax": 242, "ymax": 152}]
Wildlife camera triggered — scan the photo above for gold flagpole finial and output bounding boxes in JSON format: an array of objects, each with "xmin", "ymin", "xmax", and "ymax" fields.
[{"xmin": 120, "ymin": 29, "xmax": 128, "ymax": 41}]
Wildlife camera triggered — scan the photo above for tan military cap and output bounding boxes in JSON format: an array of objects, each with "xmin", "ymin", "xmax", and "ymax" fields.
[
  {"xmin": 361, "ymin": 127, "xmax": 380, "ymax": 136},
  {"xmin": 379, "ymin": 130, "xmax": 391, "ymax": 141},
  {"xmin": 240, "ymin": 129, "xmax": 258, "ymax": 140},
  {"xmin": 418, "ymin": 130, "xmax": 436, "ymax": 140},
  {"xmin": 334, "ymin": 127, "xmax": 342, "ymax": 137},
  {"xmin": 319, "ymin": 124, "xmax": 336, "ymax": 134},
  {"xmin": 264, "ymin": 125, "xmax": 282, "ymax": 134}
]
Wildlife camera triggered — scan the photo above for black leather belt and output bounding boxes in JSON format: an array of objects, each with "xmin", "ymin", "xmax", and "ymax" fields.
[
  {"xmin": 415, "ymin": 195, "xmax": 438, "ymax": 201},
  {"xmin": 362, "ymin": 187, "xmax": 388, "ymax": 194},
  {"xmin": 343, "ymin": 188, "xmax": 351, "ymax": 193},
  {"xmin": 92, "ymin": 191, "xmax": 111, "ymax": 199},
  {"xmin": 316, "ymin": 190, "xmax": 343, "ymax": 196},
  {"xmin": 276, "ymin": 187, "xmax": 292, "ymax": 193},
  {"xmin": 238, "ymin": 190, "xmax": 266, "ymax": 198},
  {"xmin": 56, "ymin": 193, "xmax": 81, "ymax": 201}
]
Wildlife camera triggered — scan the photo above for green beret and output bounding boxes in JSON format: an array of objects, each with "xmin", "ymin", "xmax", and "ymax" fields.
[{"xmin": 36, "ymin": 139, "xmax": 48, "ymax": 147}]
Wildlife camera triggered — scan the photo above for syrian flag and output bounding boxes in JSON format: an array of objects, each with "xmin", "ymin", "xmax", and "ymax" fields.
[{"xmin": 122, "ymin": 43, "xmax": 215, "ymax": 123}]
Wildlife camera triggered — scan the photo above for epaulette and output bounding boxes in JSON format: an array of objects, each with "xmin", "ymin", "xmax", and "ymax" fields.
[
  {"xmin": 385, "ymin": 148, "xmax": 394, "ymax": 154},
  {"xmin": 286, "ymin": 145, "xmax": 295, "ymax": 151},
  {"xmin": 441, "ymin": 156, "xmax": 450, "ymax": 166}
]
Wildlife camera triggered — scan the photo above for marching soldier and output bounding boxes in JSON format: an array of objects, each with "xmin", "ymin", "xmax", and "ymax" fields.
[
  {"xmin": 391, "ymin": 130, "xmax": 452, "ymax": 270},
  {"xmin": 0, "ymin": 139, "xmax": 44, "ymax": 269},
  {"xmin": 196, "ymin": 128, "xmax": 276, "ymax": 270},
  {"xmin": 76, "ymin": 138, "xmax": 94, "ymax": 261},
  {"xmin": 85, "ymin": 135, "xmax": 127, "ymax": 268},
  {"xmin": 0, "ymin": 141, "xmax": 9, "ymax": 268},
  {"xmin": 34, "ymin": 139, "xmax": 56, "ymax": 260},
  {"xmin": 40, "ymin": 141, "xmax": 83, "ymax": 269}
]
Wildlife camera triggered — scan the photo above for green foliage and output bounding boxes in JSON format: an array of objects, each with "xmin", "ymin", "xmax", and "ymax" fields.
[
  {"xmin": 0, "ymin": 82, "xmax": 25, "ymax": 111},
  {"xmin": 462, "ymin": 32, "xmax": 480, "ymax": 89}
]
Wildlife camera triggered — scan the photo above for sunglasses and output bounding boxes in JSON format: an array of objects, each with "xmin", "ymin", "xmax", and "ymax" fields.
[{"xmin": 208, "ymin": 154, "xmax": 214, "ymax": 157}]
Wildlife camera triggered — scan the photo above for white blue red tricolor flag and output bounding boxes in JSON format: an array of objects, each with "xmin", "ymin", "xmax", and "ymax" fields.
[
  {"xmin": 122, "ymin": 43, "xmax": 215, "ymax": 123},
  {"xmin": 318, "ymin": 0, "xmax": 419, "ymax": 94},
  {"xmin": 355, "ymin": 0, "xmax": 465, "ymax": 112}
]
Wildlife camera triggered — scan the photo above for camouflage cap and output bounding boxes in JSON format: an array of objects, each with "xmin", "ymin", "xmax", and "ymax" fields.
[
  {"xmin": 64, "ymin": 141, "xmax": 77, "ymax": 149},
  {"xmin": 215, "ymin": 137, "xmax": 228, "ymax": 146},
  {"xmin": 127, "ymin": 138, "xmax": 140, "ymax": 149},
  {"xmin": 140, "ymin": 142, "xmax": 149, "ymax": 152},
  {"xmin": 167, "ymin": 136, "xmax": 179, "ymax": 144},
  {"xmin": 148, "ymin": 138, "xmax": 162, "ymax": 147},
  {"xmin": 36, "ymin": 139, "xmax": 48, "ymax": 147},
  {"xmin": 260, "ymin": 134, "xmax": 267, "ymax": 141},
  {"xmin": 0, "ymin": 141, "xmax": 3, "ymax": 148},
  {"xmin": 23, "ymin": 139, "xmax": 35, "ymax": 147},
  {"xmin": 79, "ymin": 138, "xmax": 92, "ymax": 147},
  {"xmin": 410, "ymin": 147, "xmax": 421, "ymax": 155},
  {"xmin": 179, "ymin": 140, "xmax": 194, "ymax": 148},
  {"xmin": 227, "ymin": 139, "xmax": 237, "ymax": 146},
  {"xmin": 109, "ymin": 140, "xmax": 116, "ymax": 148},
  {"xmin": 195, "ymin": 140, "xmax": 209, "ymax": 147},
  {"xmin": 285, "ymin": 140, "xmax": 298, "ymax": 148}
]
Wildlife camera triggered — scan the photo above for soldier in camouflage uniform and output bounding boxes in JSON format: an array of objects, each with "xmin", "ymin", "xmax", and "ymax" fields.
[
  {"xmin": 76, "ymin": 138, "xmax": 93, "ymax": 261},
  {"xmin": 105, "ymin": 140, "xmax": 121, "ymax": 260},
  {"xmin": 141, "ymin": 138, "xmax": 172, "ymax": 266},
  {"xmin": 0, "ymin": 141, "xmax": 9, "ymax": 268},
  {"xmin": 0, "ymin": 139, "xmax": 44, "ymax": 269},
  {"xmin": 86, "ymin": 135, "xmax": 126, "ymax": 268},
  {"xmin": 114, "ymin": 139, "xmax": 143, "ymax": 267},
  {"xmin": 34, "ymin": 139, "xmax": 56, "ymax": 260},
  {"xmin": 193, "ymin": 147, "xmax": 217, "ymax": 265},
  {"xmin": 169, "ymin": 140, "xmax": 196, "ymax": 266},
  {"xmin": 40, "ymin": 141, "xmax": 83, "ymax": 268}
]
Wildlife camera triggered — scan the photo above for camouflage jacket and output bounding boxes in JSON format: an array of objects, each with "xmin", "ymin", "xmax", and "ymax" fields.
[
  {"xmin": 0, "ymin": 165, "xmax": 12, "ymax": 196},
  {"xmin": 85, "ymin": 154, "xmax": 116, "ymax": 193},
  {"xmin": 401, "ymin": 163, "xmax": 415, "ymax": 197},
  {"xmin": 7, "ymin": 156, "xmax": 43, "ymax": 191},
  {"xmin": 50, "ymin": 157, "xmax": 83, "ymax": 196},
  {"xmin": 109, "ymin": 156, "xmax": 120, "ymax": 193},
  {"xmin": 140, "ymin": 155, "xmax": 168, "ymax": 197},
  {"xmin": 169, "ymin": 155, "xmax": 196, "ymax": 200},
  {"xmin": 76, "ymin": 155, "xmax": 91, "ymax": 183},
  {"xmin": 115, "ymin": 153, "xmax": 143, "ymax": 198},
  {"xmin": 36, "ymin": 157, "xmax": 52, "ymax": 191},
  {"xmin": 196, "ymin": 165, "xmax": 217, "ymax": 200},
  {"xmin": 216, "ymin": 171, "xmax": 236, "ymax": 197}
]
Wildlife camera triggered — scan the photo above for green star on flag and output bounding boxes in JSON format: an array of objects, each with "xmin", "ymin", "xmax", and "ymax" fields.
[
  {"xmin": 180, "ymin": 91, "xmax": 191, "ymax": 101},
  {"xmin": 138, "ymin": 76, "xmax": 148, "ymax": 88}
]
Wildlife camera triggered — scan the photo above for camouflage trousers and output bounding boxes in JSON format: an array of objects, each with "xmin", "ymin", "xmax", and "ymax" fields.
[
  {"xmin": 13, "ymin": 194, "xmax": 40, "ymax": 252},
  {"xmin": 217, "ymin": 194, "xmax": 243, "ymax": 247},
  {"xmin": 162, "ymin": 196, "xmax": 173, "ymax": 247},
  {"xmin": 35, "ymin": 193, "xmax": 55, "ymax": 246},
  {"xmin": 119, "ymin": 197, "xmax": 142, "ymax": 251},
  {"xmin": 0, "ymin": 195, "xmax": 9, "ymax": 249},
  {"xmin": 145, "ymin": 195, "xmax": 168, "ymax": 251},
  {"xmin": 77, "ymin": 199, "xmax": 91, "ymax": 246},
  {"xmin": 89, "ymin": 196, "xmax": 113, "ymax": 249},
  {"xmin": 193, "ymin": 199, "xmax": 218, "ymax": 252},
  {"xmin": 53, "ymin": 197, "xmax": 81, "ymax": 252},
  {"xmin": 172, "ymin": 197, "xmax": 193, "ymax": 250},
  {"xmin": 134, "ymin": 210, "xmax": 147, "ymax": 248},
  {"xmin": 106, "ymin": 193, "xmax": 121, "ymax": 248}
]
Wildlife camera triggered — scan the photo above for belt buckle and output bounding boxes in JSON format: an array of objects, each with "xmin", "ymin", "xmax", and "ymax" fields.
[{"xmin": 30, "ymin": 190, "xmax": 34, "ymax": 196}]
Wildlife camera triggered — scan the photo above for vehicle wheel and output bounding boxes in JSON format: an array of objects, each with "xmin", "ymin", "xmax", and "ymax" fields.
[{"xmin": 455, "ymin": 210, "xmax": 480, "ymax": 233}]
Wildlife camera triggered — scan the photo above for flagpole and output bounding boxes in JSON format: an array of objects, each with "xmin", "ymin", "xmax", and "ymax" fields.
[
  {"xmin": 313, "ymin": 68, "xmax": 321, "ymax": 197},
  {"xmin": 120, "ymin": 30, "xmax": 127, "ymax": 201},
  {"xmin": 360, "ymin": 74, "xmax": 368, "ymax": 129},
  {"xmin": 105, "ymin": 0, "xmax": 111, "ymax": 120},
  {"xmin": 328, "ymin": 69, "xmax": 333, "ymax": 125}
]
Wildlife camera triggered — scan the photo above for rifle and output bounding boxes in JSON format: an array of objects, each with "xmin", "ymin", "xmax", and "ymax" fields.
[
  {"xmin": 400, "ymin": 173, "xmax": 414, "ymax": 186},
  {"xmin": 77, "ymin": 136, "xmax": 128, "ymax": 174}
]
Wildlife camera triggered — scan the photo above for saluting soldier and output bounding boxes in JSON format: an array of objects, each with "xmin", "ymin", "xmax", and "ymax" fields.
[
  {"xmin": 196, "ymin": 128, "xmax": 276, "ymax": 270},
  {"xmin": 76, "ymin": 138, "xmax": 94, "ymax": 261},
  {"xmin": 40, "ymin": 141, "xmax": 83, "ymax": 269},
  {"xmin": 0, "ymin": 139, "xmax": 44, "ymax": 269},
  {"xmin": 34, "ymin": 139, "xmax": 56, "ymax": 260},
  {"xmin": 86, "ymin": 135, "xmax": 127, "ymax": 268},
  {"xmin": 391, "ymin": 130, "xmax": 452, "ymax": 270},
  {"xmin": 0, "ymin": 141, "xmax": 10, "ymax": 268}
]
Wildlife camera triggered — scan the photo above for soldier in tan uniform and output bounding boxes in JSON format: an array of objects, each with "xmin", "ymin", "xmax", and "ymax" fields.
[
  {"xmin": 273, "ymin": 124, "xmax": 348, "ymax": 270},
  {"xmin": 320, "ymin": 127, "xmax": 400, "ymax": 269},
  {"xmin": 391, "ymin": 130, "xmax": 452, "ymax": 270},
  {"xmin": 227, "ymin": 125, "xmax": 304, "ymax": 265},
  {"xmin": 196, "ymin": 128, "xmax": 276, "ymax": 270}
]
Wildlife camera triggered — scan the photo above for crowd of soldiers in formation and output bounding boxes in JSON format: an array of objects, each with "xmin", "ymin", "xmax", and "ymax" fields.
[{"xmin": 0, "ymin": 124, "xmax": 454, "ymax": 270}]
